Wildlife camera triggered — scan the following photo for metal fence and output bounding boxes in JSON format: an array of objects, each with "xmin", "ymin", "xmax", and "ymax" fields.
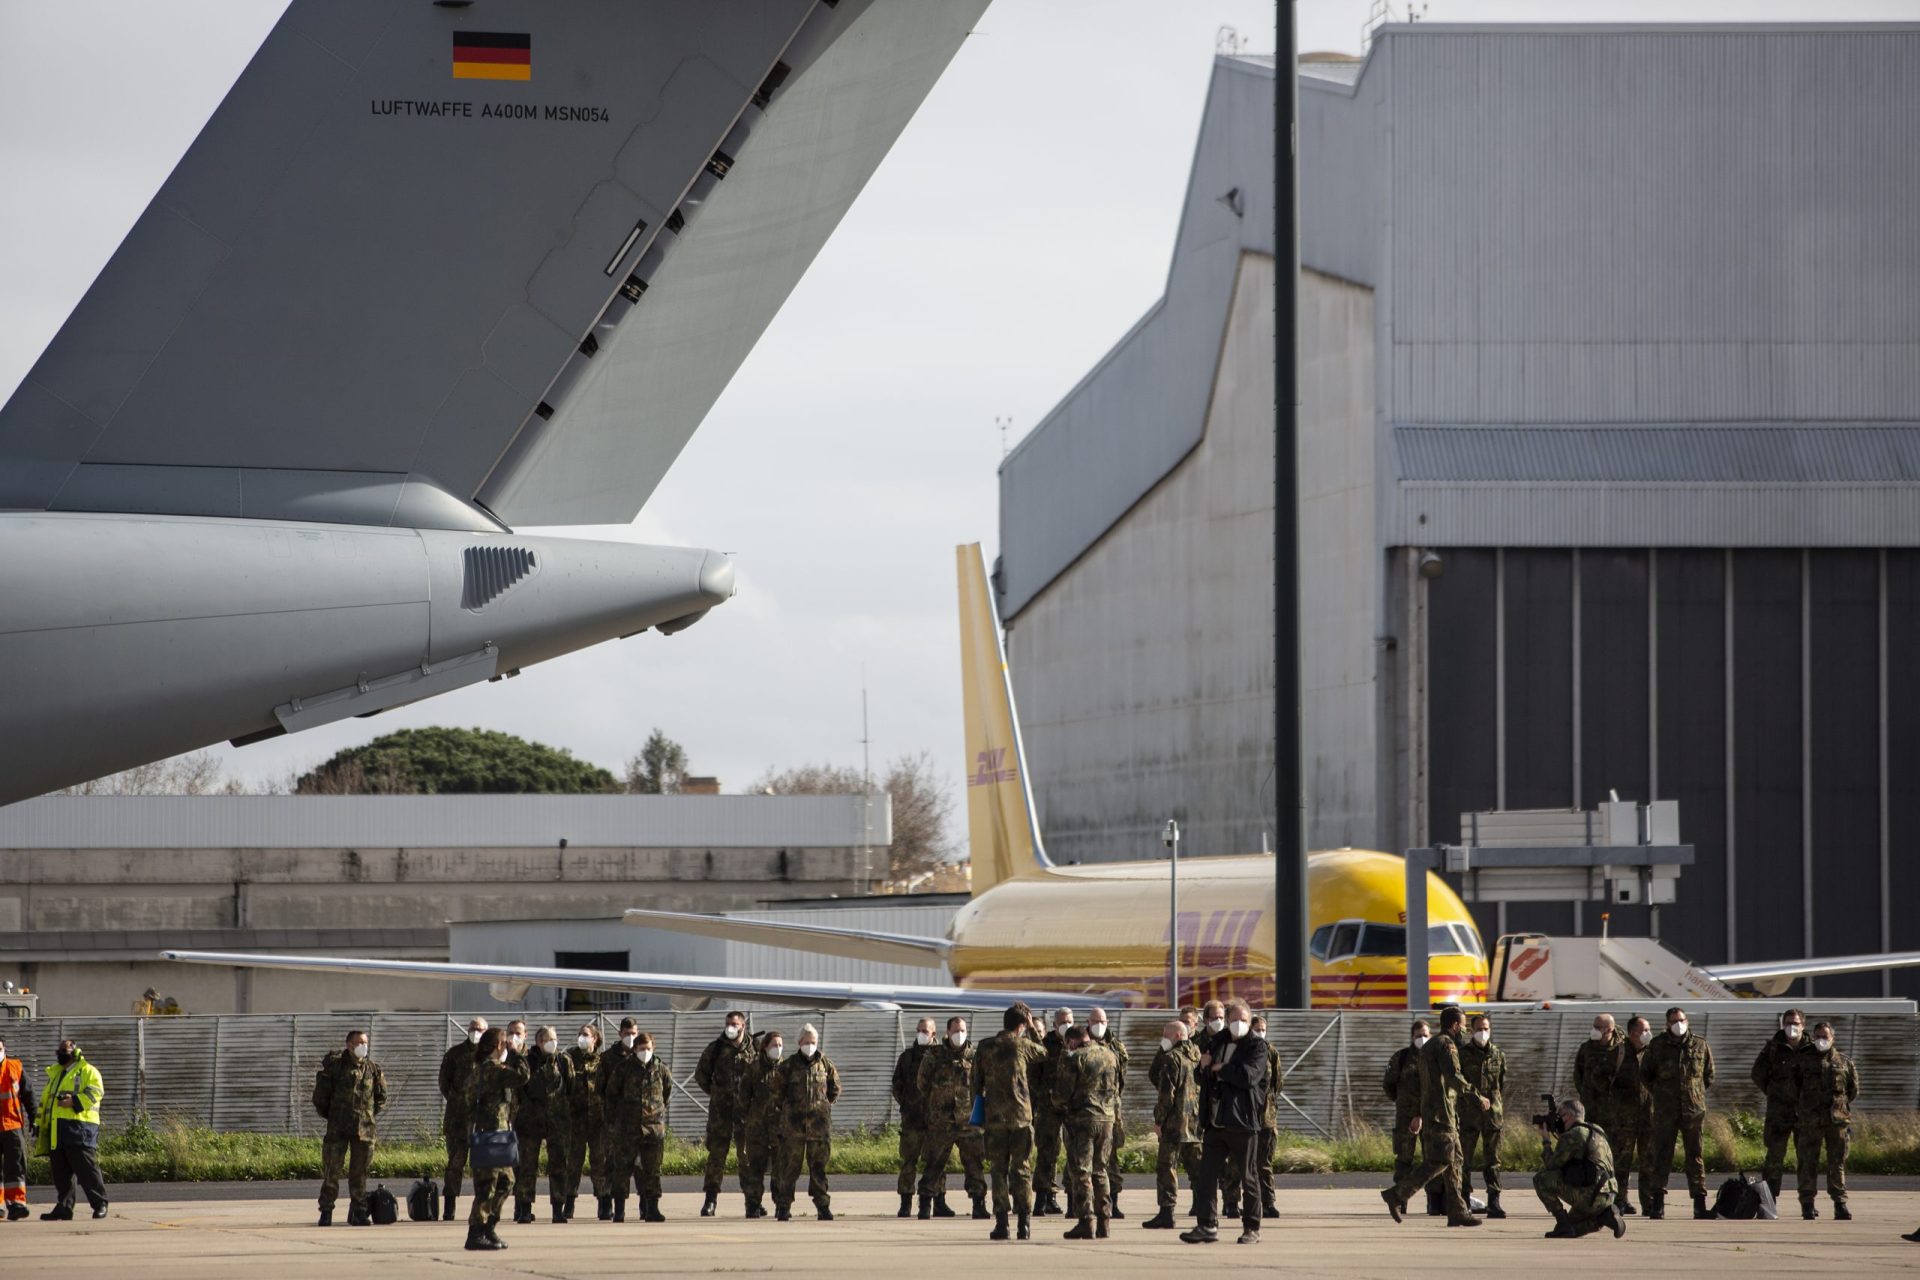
[{"xmin": 5, "ymin": 1008, "xmax": 1916, "ymax": 1140}]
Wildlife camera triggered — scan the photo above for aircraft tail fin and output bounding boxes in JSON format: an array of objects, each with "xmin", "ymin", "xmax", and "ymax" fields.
[{"xmin": 956, "ymin": 543, "xmax": 1050, "ymax": 896}]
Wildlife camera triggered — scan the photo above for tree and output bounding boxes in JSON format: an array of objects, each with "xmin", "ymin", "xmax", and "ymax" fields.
[
  {"xmin": 752, "ymin": 750, "xmax": 957, "ymax": 888},
  {"xmin": 57, "ymin": 750, "xmax": 249, "ymax": 796},
  {"xmin": 295, "ymin": 727, "xmax": 617, "ymax": 795},
  {"xmin": 624, "ymin": 728, "xmax": 689, "ymax": 794}
]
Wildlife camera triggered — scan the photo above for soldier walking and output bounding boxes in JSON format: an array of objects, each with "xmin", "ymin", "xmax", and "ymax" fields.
[
  {"xmin": 1379, "ymin": 1005, "xmax": 1485, "ymax": 1229},
  {"xmin": 891, "ymin": 1017, "xmax": 937, "ymax": 1218},
  {"xmin": 972, "ymin": 1002, "xmax": 1048, "ymax": 1241},
  {"xmin": 1459, "ymin": 1013, "xmax": 1507, "ymax": 1218},
  {"xmin": 464, "ymin": 1027, "xmax": 530, "ymax": 1252},
  {"xmin": 1751, "ymin": 1008, "xmax": 1809, "ymax": 1204},
  {"xmin": 1794, "ymin": 1021, "xmax": 1858, "ymax": 1220},
  {"xmin": 1052, "ymin": 1023, "xmax": 1117, "ymax": 1240},
  {"xmin": 512, "ymin": 1027, "xmax": 572, "ymax": 1224},
  {"xmin": 1382, "ymin": 1021, "xmax": 1433, "ymax": 1214},
  {"xmin": 742, "ymin": 1030, "xmax": 786, "ymax": 1218},
  {"xmin": 312, "ymin": 1028, "xmax": 386, "ymax": 1227},
  {"xmin": 1087, "ymin": 1008, "xmax": 1129, "ymax": 1219},
  {"xmin": 437, "ymin": 1016, "xmax": 488, "ymax": 1221},
  {"xmin": 917, "ymin": 1015, "xmax": 988, "ymax": 1219},
  {"xmin": 603, "ymin": 1030, "xmax": 673, "ymax": 1223},
  {"xmin": 559, "ymin": 1022, "xmax": 604, "ymax": 1222},
  {"xmin": 1533, "ymin": 1098, "xmax": 1625, "ymax": 1239},
  {"xmin": 1143, "ymin": 1019, "xmax": 1200, "ymax": 1230},
  {"xmin": 1600, "ymin": 1015, "xmax": 1652, "ymax": 1214},
  {"xmin": 693, "ymin": 1010, "xmax": 756, "ymax": 1217},
  {"xmin": 1249, "ymin": 1015, "xmax": 1281, "ymax": 1219},
  {"xmin": 1031, "ymin": 1007, "xmax": 1074, "ymax": 1216},
  {"xmin": 771, "ymin": 1024, "xmax": 840, "ymax": 1221},
  {"xmin": 1639, "ymin": 1005, "xmax": 1716, "ymax": 1219}
]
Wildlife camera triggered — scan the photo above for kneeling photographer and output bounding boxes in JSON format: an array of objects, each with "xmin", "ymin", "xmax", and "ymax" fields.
[{"xmin": 1532, "ymin": 1097, "xmax": 1625, "ymax": 1240}]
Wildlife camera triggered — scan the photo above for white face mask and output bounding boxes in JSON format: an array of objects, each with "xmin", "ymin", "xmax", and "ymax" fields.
[
  {"xmin": 1670, "ymin": 1021, "xmax": 1688, "ymax": 1039},
  {"xmin": 915, "ymin": 1031, "xmax": 933, "ymax": 1046},
  {"xmin": 1413, "ymin": 1035, "xmax": 1430, "ymax": 1049},
  {"xmin": 1784, "ymin": 1024, "xmax": 1803, "ymax": 1041},
  {"xmin": 469, "ymin": 1030, "xmax": 484, "ymax": 1045},
  {"xmin": 1813, "ymin": 1038, "xmax": 1832, "ymax": 1053},
  {"xmin": 620, "ymin": 1034, "xmax": 637, "ymax": 1049},
  {"xmin": 1635, "ymin": 1030, "xmax": 1653, "ymax": 1047},
  {"xmin": 1253, "ymin": 1029, "xmax": 1267, "ymax": 1040},
  {"xmin": 1588, "ymin": 1027, "xmax": 1605, "ymax": 1041},
  {"xmin": 1207, "ymin": 1018, "xmax": 1226, "ymax": 1035},
  {"xmin": 949, "ymin": 1031, "xmax": 968, "ymax": 1048},
  {"xmin": 1228, "ymin": 1020, "xmax": 1250, "ymax": 1038},
  {"xmin": 767, "ymin": 1045, "xmax": 784, "ymax": 1061},
  {"xmin": 637, "ymin": 1048, "xmax": 653, "ymax": 1065},
  {"xmin": 1088, "ymin": 1022, "xmax": 1107, "ymax": 1039},
  {"xmin": 724, "ymin": 1024, "xmax": 742, "ymax": 1040},
  {"xmin": 352, "ymin": 1042, "xmax": 370, "ymax": 1060},
  {"xmin": 799, "ymin": 1043, "xmax": 817, "ymax": 1058},
  {"xmin": 509, "ymin": 1033, "xmax": 525, "ymax": 1050},
  {"xmin": 538, "ymin": 1039, "xmax": 557, "ymax": 1055},
  {"xmin": 1472, "ymin": 1030, "xmax": 1490, "ymax": 1046},
  {"xmin": 578, "ymin": 1035, "xmax": 594, "ymax": 1051},
  {"xmin": 1159, "ymin": 1037, "xmax": 1173, "ymax": 1052}
]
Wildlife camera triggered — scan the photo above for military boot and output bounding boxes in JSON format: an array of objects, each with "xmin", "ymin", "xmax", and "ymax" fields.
[
  {"xmin": 1064, "ymin": 1216, "xmax": 1095, "ymax": 1240},
  {"xmin": 1766, "ymin": 1176, "xmax": 1782, "ymax": 1202},
  {"xmin": 317, "ymin": 1207, "xmax": 332, "ymax": 1227},
  {"xmin": 1485, "ymin": 1190, "xmax": 1505, "ymax": 1219},
  {"xmin": 551, "ymin": 1200, "xmax": 566, "ymax": 1224},
  {"xmin": 1543, "ymin": 1208, "xmax": 1572, "ymax": 1239},
  {"xmin": 1618, "ymin": 1195, "xmax": 1636, "ymax": 1215},
  {"xmin": 701, "ymin": 1192, "xmax": 718, "ymax": 1217},
  {"xmin": 933, "ymin": 1193, "xmax": 957, "ymax": 1218},
  {"xmin": 1035, "ymin": 1189, "xmax": 1062, "ymax": 1217},
  {"xmin": 442, "ymin": 1193, "xmax": 457, "ymax": 1222},
  {"xmin": 1095, "ymin": 1214, "xmax": 1110, "ymax": 1239},
  {"xmin": 972, "ymin": 1193, "xmax": 990, "ymax": 1220},
  {"xmin": 513, "ymin": 1201, "xmax": 534, "ymax": 1225},
  {"xmin": 1380, "ymin": 1189, "xmax": 1404, "ymax": 1222},
  {"xmin": 817, "ymin": 1203, "xmax": 834, "ymax": 1221},
  {"xmin": 1692, "ymin": 1193, "xmax": 1712, "ymax": 1220},
  {"xmin": 643, "ymin": 1197, "xmax": 666, "ymax": 1223},
  {"xmin": 597, "ymin": 1195, "xmax": 612, "ymax": 1221},
  {"xmin": 1644, "ymin": 1196, "xmax": 1664, "ymax": 1220},
  {"xmin": 1446, "ymin": 1210, "xmax": 1483, "ymax": 1228},
  {"xmin": 485, "ymin": 1217, "xmax": 508, "ymax": 1249},
  {"xmin": 990, "ymin": 1209, "xmax": 1009, "ymax": 1240},
  {"xmin": 564, "ymin": 1195, "xmax": 576, "ymax": 1220},
  {"xmin": 464, "ymin": 1225, "xmax": 503, "ymax": 1252},
  {"xmin": 1836, "ymin": 1202, "xmax": 1853, "ymax": 1221},
  {"xmin": 917, "ymin": 1194, "xmax": 932, "ymax": 1219},
  {"xmin": 613, "ymin": 1195, "xmax": 627, "ymax": 1222},
  {"xmin": 1143, "ymin": 1205, "xmax": 1177, "ymax": 1228},
  {"xmin": 346, "ymin": 1203, "xmax": 371, "ymax": 1227},
  {"xmin": 775, "ymin": 1203, "xmax": 792, "ymax": 1221},
  {"xmin": 1802, "ymin": 1201, "xmax": 1819, "ymax": 1220},
  {"xmin": 1606, "ymin": 1205, "xmax": 1627, "ymax": 1237},
  {"xmin": 1109, "ymin": 1192, "xmax": 1124, "ymax": 1219},
  {"xmin": 1424, "ymin": 1187, "xmax": 1445, "ymax": 1217},
  {"xmin": 898, "ymin": 1193, "xmax": 913, "ymax": 1218}
]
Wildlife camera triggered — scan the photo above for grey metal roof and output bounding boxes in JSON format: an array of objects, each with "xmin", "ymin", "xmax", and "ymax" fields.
[
  {"xmin": 1394, "ymin": 425, "xmax": 1920, "ymax": 483},
  {"xmin": 0, "ymin": 794, "xmax": 890, "ymax": 851}
]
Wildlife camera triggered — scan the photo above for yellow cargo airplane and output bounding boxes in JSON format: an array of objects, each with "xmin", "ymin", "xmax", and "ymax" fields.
[{"xmin": 163, "ymin": 544, "xmax": 1486, "ymax": 1010}]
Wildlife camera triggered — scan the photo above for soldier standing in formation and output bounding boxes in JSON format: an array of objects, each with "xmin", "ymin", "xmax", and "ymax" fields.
[
  {"xmin": 1052, "ymin": 1022, "xmax": 1118, "ymax": 1240},
  {"xmin": 917, "ymin": 1015, "xmax": 988, "ymax": 1220},
  {"xmin": 464, "ymin": 1027, "xmax": 530, "ymax": 1252},
  {"xmin": 1573, "ymin": 1014, "xmax": 1618, "ymax": 1127},
  {"xmin": 1599, "ymin": 1014, "xmax": 1652, "ymax": 1214},
  {"xmin": 1086, "ymin": 1007, "xmax": 1128, "ymax": 1219},
  {"xmin": 1380, "ymin": 1005, "xmax": 1485, "ymax": 1229},
  {"xmin": 771, "ymin": 1023, "xmax": 840, "ymax": 1221},
  {"xmin": 437, "ymin": 1016, "xmax": 487, "ymax": 1221},
  {"xmin": 742, "ymin": 1030, "xmax": 785, "ymax": 1218},
  {"xmin": 1640, "ymin": 1005, "xmax": 1715, "ymax": 1220},
  {"xmin": 891, "ymin": 1017, "xmax": 937, "ymax": 1218},
  {"xmin": 1795, "ymin": 1021, "xmax": 1858, "ymax": 1220},
  {"xmin": 597, "ymin": 1018, "xmax": 639, "ymax": 1219},
  {"xmin": 312, "ymin": 1028, "xmax": 386, "ymax": 1227},
  {"xmin": 1458, "ymin": 1012, "xmax": 1507, "ymax": 1218},
  {"xmin": 1144, "ymin": 1018, "xmax": 1200, "ymax": 1230},
  {"xmin": 1533, "ymin": 1097, "xmax": 1625, "ymax": 1240},
  {"xmin": 1248, "ymin": 1015, "xmax": 1281, "ymax": 1220},
  {"xmin": 1382, "ymin": 1020, "xmax": 1432, "ymax": 1213},
  {"xmin": 1751, "ymin": 1007, "xmax": 1809, "ymax": 1204},
  {"xmin": 559, "ymin": 1022, "xmax": 603, "ymax": 1222},
  {"xmin": 693, "ymin": 1010, "xmax": 756, "ymax": 1217},
  {"xmin": 513, "ymin": 1026, "xmax": 572, "ymax": 1224},
  {"xmin": 972, "ymin": 1001, "xmax": 1048, "ymax": 1241},
  {"xmin": 1031, "ymin": 1007, "xmax": 1074, "ymax": 1216},
  {"xmin": 603, "ymin": 1030, "xmax": 673, "ymax": 1223}
]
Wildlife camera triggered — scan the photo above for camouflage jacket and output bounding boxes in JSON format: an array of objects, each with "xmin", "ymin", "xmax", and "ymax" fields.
[
  {"xmin": 1257, "ymin": 1038, "xmax": 1283, "ymax": 1129},
  {"xmin": 772, "ymin": 1052, "xmax": 840, "ymax": 1140},
  {"xmin": 1051, "ymin": 1042, "xmax": 1119, "ymax": 1122},
  {"xmin": 604, "ymin": 1051, "xmax": 673, "ymax": 1138},
  {"xmin": 1152, "ymin": 1038, "xmax": 1201, "ymax": 1144},
  {"xmin": 439, "ymin": 1039, "xmax": 480, "ymax": 1116},
  {"xmin": 517, "ymin": 1047, "xmax": 573, "ymax": 1129},
  {"xmin": 1580, "ymin": 1029, "xmax": 1627, "ymax": 1111},
  {"xmin": 891, "ymin": 1042, "xmax": 937, "ymax": 1130},
  {"xmin": 563, "ymin": 1044, "xmax": 603, "ymax": 1122},
  {"xmin": 972, "ymin": 1028, "xmax": 1048, "ymax": 1132},
  {"xmin": 1794, "ymin": 1047, "xmax": 1859, "ymax": 1127},
  {"xmin": 746, "ymin": 1050, "xmax": 785, "ymax": 1136},
  {"xmin": 694, "ymin": 1032, "xmax": 757, "ymax": 1120},
  {"xmin": 916, "ymin": 1039, "xmax": 978, "ymax": 1131},
  {"xmin": 1640, "ymin": 1030, "xmax": 1714, "ymax": 1118},
  {"xmin": 1545, "ymin": 1121, "xmax": 1617, "ymax": 1200},
  {"xmin": 1416, "ymin": 1030, "xmax": 1483, "ymax": 1133},
  {"xmin": 1750, "ymin": 1032, "xmax": 1809, "ymax": 1112},
  {"xmin": 1383, "ymin": 1044, "xmax": 1423, "ymax": 1119},
  {"xmin": 1036, "ymin": 1028, "xmax": 1070, "ymax": 1115},
  {"xmin": 466, "ymin": 1054, "xmax": 531, "ymax": 1133},
  {"xmin": 313, "ymin": 1049, "xmax": 386, "ymax": 1142},
  {"xmin": 1458, "ymin": 1038, "xmax": 1506, "ymax": 1125}
]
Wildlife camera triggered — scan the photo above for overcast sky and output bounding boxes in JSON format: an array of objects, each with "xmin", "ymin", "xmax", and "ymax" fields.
[{"xmin": 4, "ymin": 1, "xmax": 1913, "ymax": 826}]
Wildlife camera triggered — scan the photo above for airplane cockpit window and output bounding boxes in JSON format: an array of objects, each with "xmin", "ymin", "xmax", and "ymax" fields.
[
  {"xmin": 1428, "ymin": 924, "xmax": 1469, "ymax": 957},
  {"xmin": 1328, "ymin": 921, "xmax": 1361, "ymax": 960},
  {"xmin": 1309, "ymin": 924, "xmax": 1334, "ymax": 961},
  {"xmin": 1452, "ymin": 923, "xmax": 1485, "ymax": 957},
  {"xmin": 1356, "ymin": 923, "xmax": 1407, "ymax": 956}
]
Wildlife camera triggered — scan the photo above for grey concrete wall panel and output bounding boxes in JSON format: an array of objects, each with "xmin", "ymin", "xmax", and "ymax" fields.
[
  {"xmin": 489, "ymin": 0, "xmax": 992, "ymax": 525},
  {"xmin": 0, "ymin": 793, "xmax": 888, "ymax": 852},
  {"xmin": 997, "ymin": 56, "xmax": 1275, "ymax": 619}
]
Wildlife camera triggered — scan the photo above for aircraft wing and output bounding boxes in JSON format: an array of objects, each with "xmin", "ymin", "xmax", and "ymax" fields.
[
  {"xmin": 160, "ymin": 950, "xmax": 1043, "ymax": 1013},
  {"xmin": 622, "ymin": 908, "xmax": 951, "ymax": 969},
  {"xmin": 1703, "ymin": 950, "xmax": 1920, "ymax": 992}
]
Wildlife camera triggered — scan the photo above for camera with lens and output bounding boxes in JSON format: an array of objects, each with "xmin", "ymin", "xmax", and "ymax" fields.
[{"xmin": 1531, "ymin": 1093, "xmax": 1565, "ymax": 1135}]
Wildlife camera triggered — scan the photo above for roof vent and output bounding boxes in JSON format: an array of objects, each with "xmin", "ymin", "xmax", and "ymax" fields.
[{"xmin": 462, "ymin": 544, "xmax": 537, "ymax": 610}]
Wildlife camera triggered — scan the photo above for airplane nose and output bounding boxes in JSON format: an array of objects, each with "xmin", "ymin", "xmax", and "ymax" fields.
[{"xmin": 698, "ymin": 550, "xmax": 736, "ymax": 603}]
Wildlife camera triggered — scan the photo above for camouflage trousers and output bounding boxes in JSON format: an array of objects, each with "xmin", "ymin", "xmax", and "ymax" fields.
[
  {"xmin": 1604, "ymin": 1107, "xmax": 1645, "ymax": 1202},
  {"xmin": 1107, "ymin": 1107, "xmax": 1126, "ymax": 1197},
  {"xmin": 984, "ymin": 1127, "xmax": 1034, "ymax": 1216},
  {"xmin": 1796, "ymin": 1121, "xmax": 1849, "ymax": 1207},
  {"xmin": 1643, "ymin": 1109, "xmax": 1706, "ymax": 1202},
  {"xmin": 1155, "ymin": 1134, "xmax": 1202, "ymax": 1211},
  {"xmin": 774, "ymin": 1133, "xmax": 831, "ymax": 1211},
  {"xmin": 514, "ymin": 1116, "xmax": 567, "ymax": 1210},
  {"xmin": 319, "ymin": 1134, "xmax": 372, "ymax": 1211},
  {"xmin": 1390, "ymin": 1112, "xmax": 1420, "ymax": 1186},
  {"xmin": 1762, "ymin": 1103, "xmax": 1800, "ymax": 1196},
  {"xmin": 744, "ymin": 1118, "xmax": 780, "ymax": 1209},
  {"xmin": 1255, "ymin": 1127, "xmax": 1276, "ymax": 1205},
  {"xmin": 469, "ymin": 1166, "xmax": 513, "ymax": 1228},
  {"xmin": 1392, "ymin": 1127, "xmax": 1468, "ymax": 1217},
  {"xmin": 918, "ymin": 1125, "xmax": 985, "ymax": 1201},
  {"xmin": 1063, "ymin": 1117, "xmax": 1112, "ymax": 1221},
  {"xmin": 1460, "ymin": 1120, "xmax": 1503, "ymax": 1196},
  {"xmin": 703, "ymin": 1112, "xmax": 748, "ymax": 1197},
  {"xmin": 895, "ymin": 1125, "xmax": 929, "ymax": 1198},
  {"xmin": 558, "ymin": 1110, "xmax": 602, "ymax": 1202},
  {"xmin": 607, "ymin": 1131, "xmax": 664, "ymax": 1201},
  {"xmin": 442, "ymin": 1108, "xmax": 472, "ymax": 1197},
  {"xmin": 1534, "ymin": 1164, "xmax": 1614, "ymax": 1232},
  {"xmin": 1032, "ymin": 1108, "xmax": 1065, "ymax": 1195}
]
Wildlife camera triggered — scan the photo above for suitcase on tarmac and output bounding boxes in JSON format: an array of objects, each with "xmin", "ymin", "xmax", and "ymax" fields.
[{"xmin": 406, "ymin": 1178, "xmax": 440, "ymax": 1222}]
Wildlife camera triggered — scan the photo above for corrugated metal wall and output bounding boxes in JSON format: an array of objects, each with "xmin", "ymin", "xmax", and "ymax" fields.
[{"xmin": 5, "ymin": 1008, "xmax": 1914, "ymax": 1139}]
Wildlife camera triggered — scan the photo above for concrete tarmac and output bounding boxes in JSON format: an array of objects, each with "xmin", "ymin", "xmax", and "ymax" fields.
[{"xmin": 3, "ymin": 1187, "xmax": 1917, "ymax": 1277}]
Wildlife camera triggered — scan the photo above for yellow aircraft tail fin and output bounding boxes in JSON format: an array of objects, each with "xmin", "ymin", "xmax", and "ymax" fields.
[{"xmin": 956, "ymin": 543, "xmax": 1050, "ymax": 895}]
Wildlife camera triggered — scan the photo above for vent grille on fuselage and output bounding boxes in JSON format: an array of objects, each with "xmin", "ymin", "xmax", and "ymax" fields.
[{"xmin": 461, "ymin": 544, "xmax": 536, "ymax": 610}]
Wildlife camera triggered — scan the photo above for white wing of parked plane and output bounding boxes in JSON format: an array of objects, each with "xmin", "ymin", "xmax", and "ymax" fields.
[
  {"xmin": 160, "ymin": 950, "xmax": 1044, "ymax": 1012},
  {"xmin": 621, "ymin": 908, "xmax": 952, "ymax": 969},
  {"xmin": 1703, "ymin": 949, "xmax": 1920, "ymax": 995}
]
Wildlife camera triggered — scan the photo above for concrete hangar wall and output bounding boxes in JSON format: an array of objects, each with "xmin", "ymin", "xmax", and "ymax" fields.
[
  {"xmin": 0, "ymin": 793, "xmax": 888, "ymax": 1016},
  {"xmin": 995, "ymin": 26, "xmax": 1920, "ymax": 1000}
]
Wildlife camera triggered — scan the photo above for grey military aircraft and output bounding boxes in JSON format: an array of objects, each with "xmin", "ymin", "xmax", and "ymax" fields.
[{"xmin": 0, "ymin": 1, "xmax": 987, "ymax": 806}]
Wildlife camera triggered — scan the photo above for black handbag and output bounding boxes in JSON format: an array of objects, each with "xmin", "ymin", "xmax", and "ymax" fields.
[{"xmin": 469, "ymin": 1128, "xmax": 518, "ymax": 1170}]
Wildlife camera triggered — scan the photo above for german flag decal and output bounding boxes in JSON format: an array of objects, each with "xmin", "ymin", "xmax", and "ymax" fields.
[{"xmin": 452, "ymin": 31, "xmax": 531, "ymax": 82}]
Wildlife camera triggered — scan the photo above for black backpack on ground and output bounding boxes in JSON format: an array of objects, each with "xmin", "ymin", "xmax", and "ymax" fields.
[
  {"xmin": 367, "ymin": 1184, "xmax": 399, "ymax": 1225},
  {"xmin": 406, "ymin": 1178, "xmax": 440, "ymax": 1222},
  {"xmin": 1711, "ymin": 1172, "xmax": 1776, "ymax": 1220}
]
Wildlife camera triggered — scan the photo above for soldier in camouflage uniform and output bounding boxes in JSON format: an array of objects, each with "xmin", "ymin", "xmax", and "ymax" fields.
[
  {"xmin": 1052, "ymin": 1023, "xmax": 1117, "ymax": 1240},
  {"xmin": 1086, "ymin": 1008, "xmax": 1129, "ymax": 1219},
  {"xmin": 1639, "ymin": 1006, "xmax": 1716, "ymax": 1219},
  {"xmin": 1599, "ymin": 1015, "xmax": 1652, "ymax": 1214},
  {"xmin": 742, "ymin": 1030, "xmax": 785, "ymax": 1218},
  {"xmin": 593, "ymin": 1018, "xmax": 638, "ymax": 1219},
  {"xmin": 1458, "ymin": 1013, "xmax": 1507, "ymax": 1218},
  {"xmin": 1250, "ymin": 1015, "xmax": 1281, "ymax": 1219},
  {"xmin": 1144, "ymin": 1019, "xmax": 1200, "ymax": 1229},
  {"xmin": 1031, "ymin": 1007, "xmax": 1074, "ymax": 1216},
  {"xmin": 972, "ymin": 1002, "xmax": 1048, "ymax": 1241},
  {"xmin": 1533, "ymin": 1097, "xmax": 1624, "ymax": 1239},
  {"xmin": 771, "ymin": 1023, "xmax": 841, "ymax": 1221},
  {"xmin": 558, "ymin": 1022, "xmax": 603, "ymax": 1222},
  {"xmin": 513, "ymin": 1027, "xmax": 573, "ymax": 1224},
  {"xmin": 1380, "ymin": 1006, "xmax": 1484, "ymax": 1228},
  {"xmin": 1572, "ymin": 1014, "xmax": 1618, "ymax": 1129},
  {"xmin": 693, "ymin": 1010, "xmax": 756, "ymax": 1217},
  {"xmin": 1382, "ymin": 1021, "xmax": 1432, "ymax": 1213},
  {"xmin": 437, "ymin": 1016, "xmax": 488, "ymax": 1220},
  {"xmin": 464, "ymin": 1028, "xmax": 530, "ymax": 1252},
  {"xmin": 602, "ymin": 1030, "xmax": 673, "ymax": 1223},
  {"xmin": 1794, "ymin": 1021, "xmax": 1859, "ymax": 1220},
  {"xmin": 1751, "ymin": 1007, "xmax": 1809, "ymax": 1203},
  {"xmin": 891, "ymin": 1017, "xmax": 938, "ymax": 1218},
  {"xmin": 917, "ymin": 1015, "xmax": 988, "ymax": 1219},
  {"xmin": 312, "ymin": 1029, "xmax": 386, "ymax": 1227}
]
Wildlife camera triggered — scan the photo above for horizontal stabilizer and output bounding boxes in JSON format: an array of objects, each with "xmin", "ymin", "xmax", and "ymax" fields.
[
  {"xmin": 1705, "ymin": 950, "xmax": 1920, "ymax": 993},
  {"xmin": 623, "ymin": 908, "xmax": 951, "ymax": 969}
]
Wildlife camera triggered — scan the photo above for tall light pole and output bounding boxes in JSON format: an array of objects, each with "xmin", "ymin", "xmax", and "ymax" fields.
[{"xmin": 1164, "ymin": 818, "xmax": 1181, "ymax": 1007}]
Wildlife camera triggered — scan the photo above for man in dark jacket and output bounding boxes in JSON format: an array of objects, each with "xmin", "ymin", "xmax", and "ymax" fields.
[
  {"xmin": 891, "ymin": 1017, "xmax": 938, "ymax": 1217},
  {"xmin": 1751, "ymin": 1008, "xmax": 1809, "ymax": 1203},
  {"xmin": 1180, "ymin": 1000, "xmax": 1270, "ymax": 1246}
]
